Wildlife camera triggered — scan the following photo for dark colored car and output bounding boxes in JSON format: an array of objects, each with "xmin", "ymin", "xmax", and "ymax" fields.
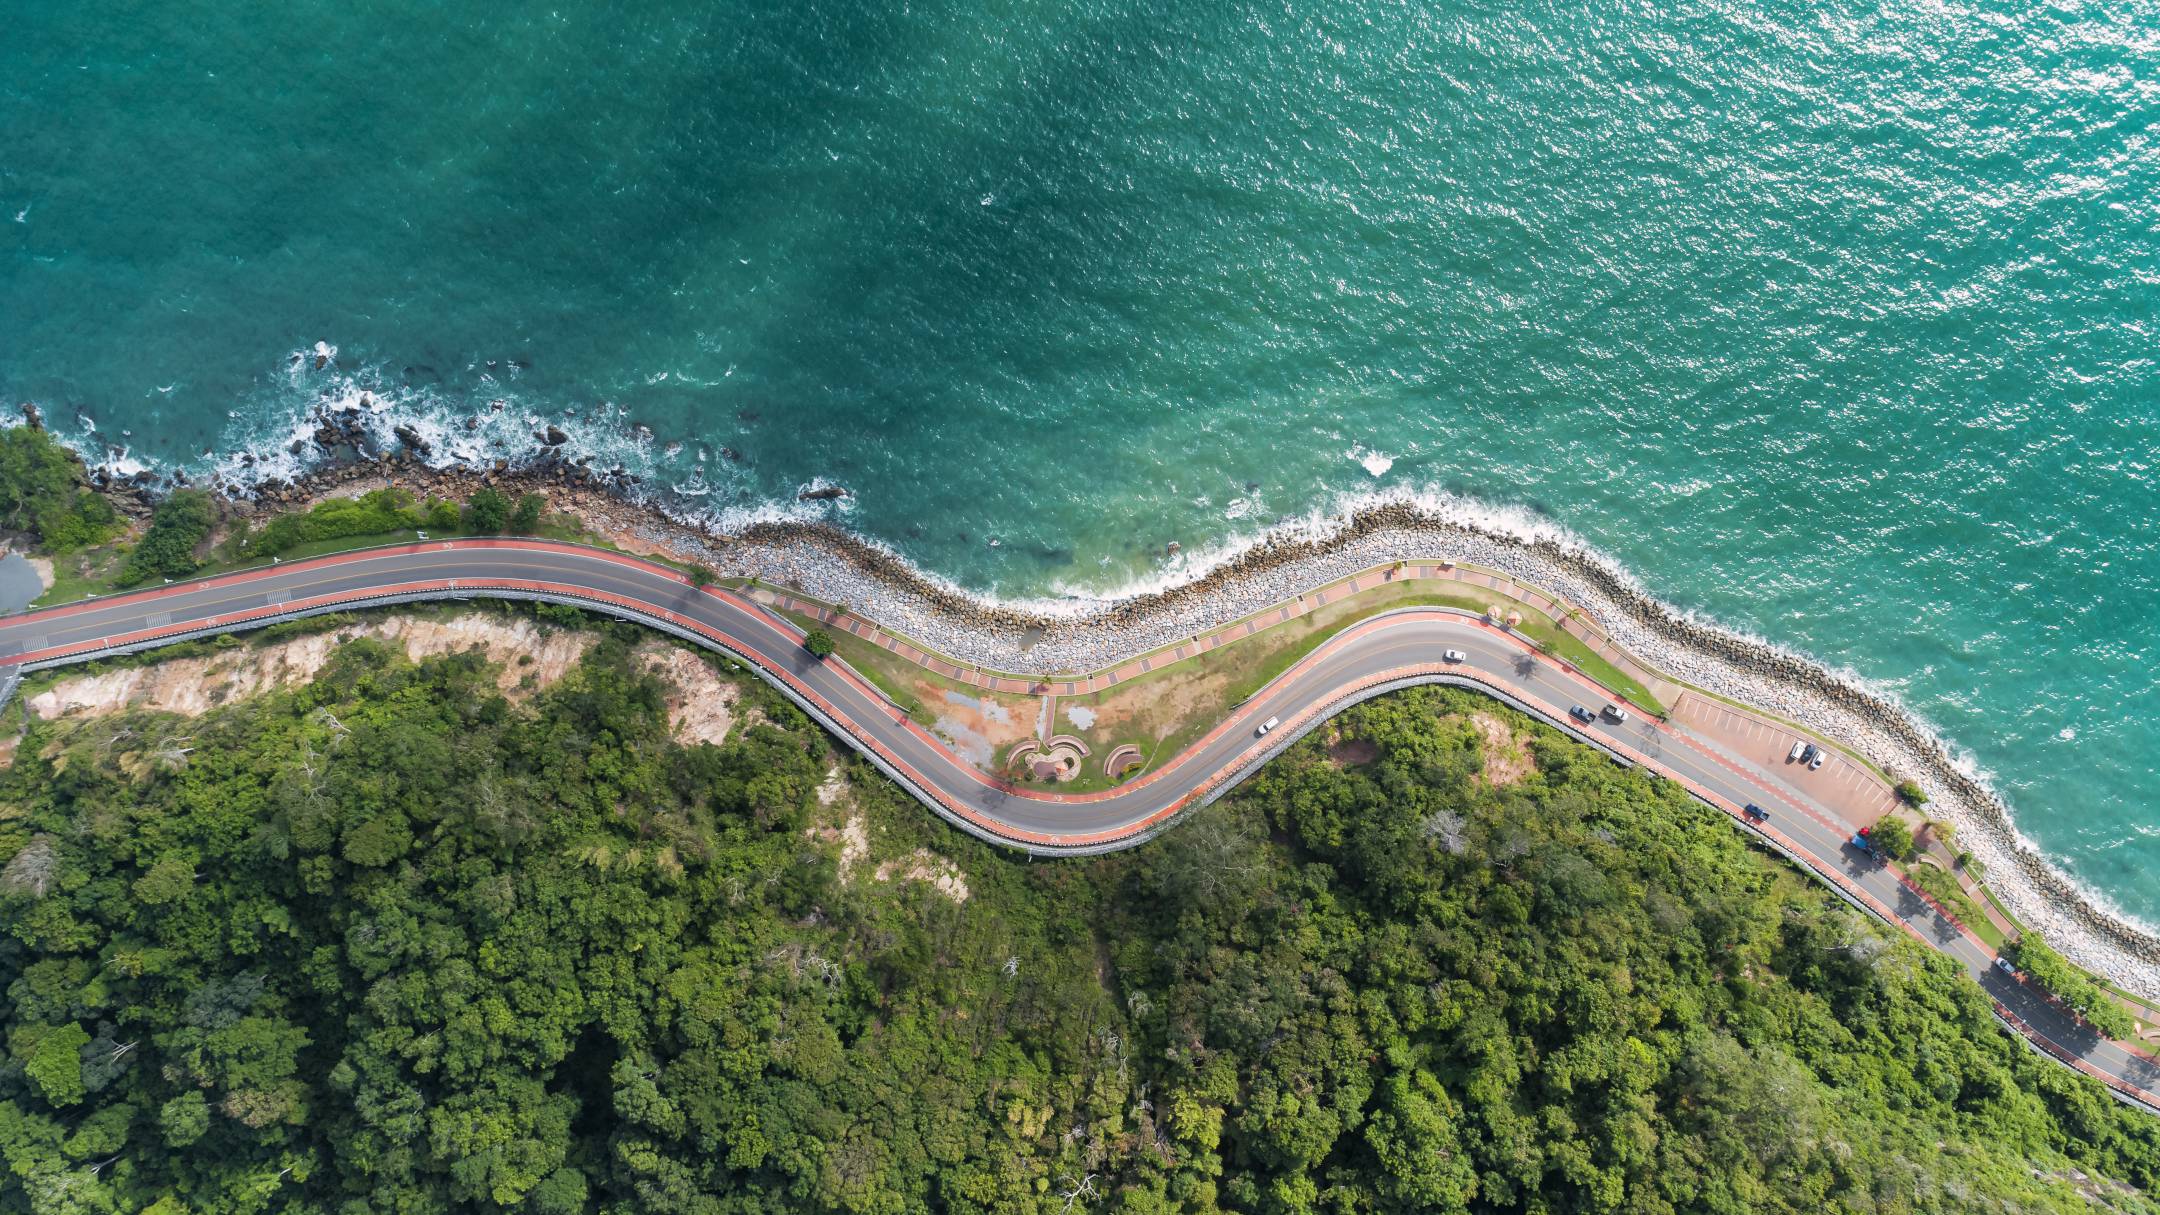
[{"xmin": 1569, "ymin": 705, "xmax": 1596, "ymax": 724}]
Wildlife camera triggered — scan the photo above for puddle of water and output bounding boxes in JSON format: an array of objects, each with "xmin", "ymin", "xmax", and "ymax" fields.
[
  {"xmin": 941, "ymin": 688, "xmax": 1011, "ymax": 725},
  {"xmin": 933, "ymin": 690, "xmax": 999, "ymax": 766},
  {"xmin": 932, "ymin": 715, "xmax": 994, "ymax": 766},
  {"xmin": 0, "ymin": 553, "xmax": 43, "ymax": 614}
]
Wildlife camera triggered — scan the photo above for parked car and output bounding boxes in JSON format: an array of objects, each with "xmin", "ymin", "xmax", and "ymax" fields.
[
  {"xmin": 1800, "ymin": 742, "xmax": 1819, "ymax": 763},
  {"xmin": 1808, "ymin": 749, "xmax": 1827, "ymax": 771},
  {"xmin": 1993, "ymin": 957, "xmax": 2020, "ymax": 979},
  {"xmin": 1256, "ymin": 716, "xmax": 1280, "ymax": 736},
  {"xmin": 1601, "ymin": 703, "xmax": 1629, "ymax": 724},
  {"xmin": 1788, "ymin": 740, "xmax": 1807, "ymax": 762},
  {"xmin": 1442, "ymin": 648, "xmax": 1466, "ymax": 663},
  {"xmin": 1569, "ymin": 705, "xmax": 1596, "ymax": 724}
]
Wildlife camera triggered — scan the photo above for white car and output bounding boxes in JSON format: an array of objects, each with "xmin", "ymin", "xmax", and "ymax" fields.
[
  {"xmin": 1601, "ymin": 704, "xmax": 1629, "ymax": 724},
  {"xmin": 1808, "ymin": 750, "xmax": 1827, "ymax": 771},
  {"xmin": 1442, "ymin": 648, "xmax": 1466, "ymax": 663},
  {"xmin": 1256, "ymin": 716, "xmax": 1280, "ymax": 736},
  {"xmin": 1788, "ymin": 740, "xmax": 1806, "ymax": 762}
]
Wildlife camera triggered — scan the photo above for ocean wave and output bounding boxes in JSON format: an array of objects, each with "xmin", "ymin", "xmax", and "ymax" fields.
[{"xmin": 1346, "ymin": 444, "xmax": 1395, "ymax": 477}]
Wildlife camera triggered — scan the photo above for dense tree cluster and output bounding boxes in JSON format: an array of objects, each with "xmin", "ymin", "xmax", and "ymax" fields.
[
  {"xmin": 2010, "ymin": 938, "xmax": 2139, "ymax": 1041},
  {"xmin": 0, "ymin": 628, "xmax": 2154, "ymax": 1214},
  {"xmin": 0, "ymin": 429, "xmax": 117, "ymax": 553}
]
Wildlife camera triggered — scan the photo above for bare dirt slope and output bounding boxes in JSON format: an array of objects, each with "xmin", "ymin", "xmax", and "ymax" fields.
[{"xmin": 27, "ymin": 614, "xmax": 593, "ymax": 722}]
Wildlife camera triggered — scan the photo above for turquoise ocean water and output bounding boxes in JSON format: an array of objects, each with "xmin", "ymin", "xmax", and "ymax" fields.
[{"xmin": 5, "ymin": 3, "xmax": 2156, "ymax": 919}]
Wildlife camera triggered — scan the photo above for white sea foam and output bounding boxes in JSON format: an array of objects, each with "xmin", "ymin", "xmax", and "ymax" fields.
[{"xmin": 1347, "ymin": 444, "xmax": 1395, "ymax": 477}]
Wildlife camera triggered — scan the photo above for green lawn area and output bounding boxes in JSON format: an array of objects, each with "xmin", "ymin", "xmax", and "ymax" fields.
[
  {"xmin": 33, "ymin": 544, "xmax": 127, "ymax": 607},
  {"xmin": 774, "ymin": 608, "xmax": 948, "ymax": 725},
  {"xmin": 1974, "ymin": 878, "xmax": 2027, "ymax": 936}
]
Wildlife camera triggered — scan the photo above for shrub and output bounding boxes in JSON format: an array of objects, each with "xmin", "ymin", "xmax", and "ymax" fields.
[
  {"xmin": 1895, "ymin": 779, "xmax": 1928, "ymax": 807},
  {"xmin": 118, "ymin": 490, "xmax": 214, "ymax": 585},
  {"xmin": 462, "ymin": 488, "xmax": 511, "ymax": 533},
  {"xmin": 509, "ymin": 493, "xmax": 546, "ymax": 534},
  {"xmin": 244, "ymin": 489, "xmax": 426, "ymax": 557}
]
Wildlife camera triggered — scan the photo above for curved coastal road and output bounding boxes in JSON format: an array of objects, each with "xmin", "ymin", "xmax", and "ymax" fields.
[{"xmin": 1, "ymin": 538, "xmax": 2154, "ymax": 1110}]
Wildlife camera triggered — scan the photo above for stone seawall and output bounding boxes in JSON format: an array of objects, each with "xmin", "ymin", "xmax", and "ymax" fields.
[{"xmin": 238, "ymin": 462, "xmax": 2160, "ymax": 998}]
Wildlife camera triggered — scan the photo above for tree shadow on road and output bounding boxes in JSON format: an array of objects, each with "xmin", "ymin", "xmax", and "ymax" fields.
[{"xmin": 1894, "ymin": 883, "xmax": 1963, "ymax": 947}]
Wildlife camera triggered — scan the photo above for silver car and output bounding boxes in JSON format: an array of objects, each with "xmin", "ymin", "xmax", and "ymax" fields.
[{"xmin": 1442, "ymin": 648, "xmax": 1466, "ymax": 663}]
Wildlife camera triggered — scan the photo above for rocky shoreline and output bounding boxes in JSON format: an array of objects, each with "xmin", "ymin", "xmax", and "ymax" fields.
[{"xmin": 158, "ymin": 447, "xmax": 2160, "ymax": 999}]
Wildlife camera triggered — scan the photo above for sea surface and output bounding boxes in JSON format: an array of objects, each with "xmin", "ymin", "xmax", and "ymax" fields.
[{"xmin": 4, "ymin": 3, "xmax": 2156, "ymax": 920}]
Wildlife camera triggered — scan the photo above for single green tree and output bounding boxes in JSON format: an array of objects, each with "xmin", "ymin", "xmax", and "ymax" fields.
[
  {"xmin": 1868, "ymin": 816, "xmax": 1917, "ymax": 862},
  {"xmin": 462, "ymin": 487, "xmax": 511, "ymax": 533},
  {"xmin": 21, "ymin": 1022, "xmax": 90, "ymax": 1106},
  {"xmin": 1895, "ymin": 779, "xmax": 1929, "ymax": 807},
  {"xmin": 160, "ymin": 1091, "xmax": 211, "ymax": 1147},
  {"xmin": 509, "ymin": 493, "xmax": 546, "ymax": 534},
  {"xmin": 133, "ymin": 853, "xmax": 197, "ymax": 906},
  {"xmin": 804, "ymin": 630, "xmax": 835, "ymax": 660}
]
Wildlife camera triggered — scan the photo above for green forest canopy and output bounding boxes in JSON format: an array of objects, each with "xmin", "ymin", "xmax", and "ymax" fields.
[{"xmin": 1, "ymin": 614, "xmax": 2155, "ymax": 1214}]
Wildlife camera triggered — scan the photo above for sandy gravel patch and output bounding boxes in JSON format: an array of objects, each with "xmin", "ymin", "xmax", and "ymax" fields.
[
  {"xmin": 807, "ymin": 815, "xmax": 874, "ymax": 883},
  {"xmin": 26, "ymin": 615, "xmax": 751, "ymax": 750},
  {"xmin": 928, "ymin": 687, "xmax": 1031, "ymax": 767},
  {"xmin": 1325, "ymin": 736, "xmax": 1379, "ymax": 767},
  {"xmin": 874, "ymin": 851, "xmax": 970, "ymax": 903},
  {"xmin": 815, "ymin": 765, "xmax": 850, "ymax": 806},
  {"xmin": 636, "ymin": 643, "xmax": 739, "ymax": 745},
  {"xmin": 803, "ymin": 771, "xmax": 968, "ymax": 903},
  {"xmin": 1467, "ymin": 712, "xmax": 1535, "ymax": 786},
  {"xmin": 29, "ymin": 614, "xmax": 593, "ymax": 721}
]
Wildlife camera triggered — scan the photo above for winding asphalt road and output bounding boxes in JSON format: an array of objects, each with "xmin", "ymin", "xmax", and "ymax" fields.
[{"xmin": 2, "ymin": 538, "xmax": 2154, "ymax": 1111}]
